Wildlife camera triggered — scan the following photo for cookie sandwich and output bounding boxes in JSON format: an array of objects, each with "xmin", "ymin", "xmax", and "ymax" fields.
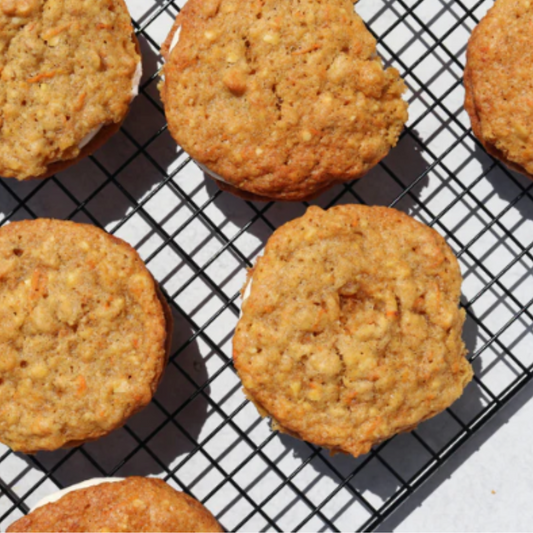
[
  {"xmin": 161, "ymin": 0, "xmax": 408, "ymax": 201},
  {"xmin": 7, "ymin": 477, "xmax": 222, "ymax": 532},
  {"xmin": 0, "ymin": 0, "xmax": 142, "ymax": 180},
  {"xmin": 465, "ymin": 0, "xmax": 533, "ymax": 178},
  {"xmin": 0, "ymin": 219, "xmax": 171, "ymax": 453},
  {"xmin": 234, "ymin": 205, "xmax": 473, "ymax": 457}
]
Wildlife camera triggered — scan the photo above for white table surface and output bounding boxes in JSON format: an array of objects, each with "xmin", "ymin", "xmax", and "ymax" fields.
[{"xmin": 381, "ymin": 384, "xmax": 533, "ymax": 532}]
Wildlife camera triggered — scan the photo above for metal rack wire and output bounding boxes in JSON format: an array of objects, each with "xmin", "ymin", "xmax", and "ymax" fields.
[{"xmin": 1, "ymin": 0, "xmax": 533, "ymax": 530}]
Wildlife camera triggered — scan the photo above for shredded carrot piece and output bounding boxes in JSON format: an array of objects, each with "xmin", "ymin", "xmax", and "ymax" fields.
[
  {"xmin": 42, "ymin": 23, "xmax": 71, "ymax": 40},
  {"xmin": 97, "ymin": 22, "xmax": 112, "ymax": 30},
  {"xmin": 30, "ymin": 268, "xmax": 48, "ymax": 300},
  {"xmin": 74, "ymin": 92, "xmax": 86, "ymax": 111},
  {"xmin": 292, "ymin": 44, "xmax": 321, "ymax": 55},
  {"xmin": 77, "ymin": 376, "xmax": 87, "ymax": 395},
  {"xmin": 27, "ymin": 71, "xmax": 57, "ymax": 83},
  {"xmin": 312, "ymin": 307, "xmax": 327, "ymax": 329},
  {"xmin": 343, "ymin": 391, "xmax": 358, "ymax": 404},
  {"xmin": 363, "ymin": 417, "xmax": 381, "ymax": 437}
]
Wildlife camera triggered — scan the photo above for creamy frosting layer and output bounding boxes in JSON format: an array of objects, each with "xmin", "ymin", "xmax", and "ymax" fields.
[
  {"xmin": 169, "ymin": 26, "xmax": 182, "ymax": 54},
  {"xmin": 240, "ymin": 277, "xmax": 253, "ymax": 318},
  {"xmin": 32, "ymin": 477, "xmax": 125, "ymax": 511},
  {"xmin": 195, "ymin": 160, "xmax": 231, "ymax": 185},
  {"xmin": 167, "ymin": 26, "xmax": 233, "ymax": 186},
  {"xmin": 78, "ymin": 61, "xmax": 142, "ymax": 150},
  {"xmin": 78, "ymin": 126, "xmax": 102, "ymax": 149}
]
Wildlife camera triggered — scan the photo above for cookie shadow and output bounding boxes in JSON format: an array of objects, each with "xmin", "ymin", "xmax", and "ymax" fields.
[
  {"xmin": 16, "ymin": 303, "xmax": 211, "ymax": 488},
  {"xmin": 263, "ymin": 311, "xmax": 487, "ymax": 529},
  {"xmin": 474, "ymin": 144, "xmax": 533, "ymax": 221},
  {"xmin": 0, "ymin": 34, "xmax": 180, "ymax": 231},
  {"xmin": 376, "ymin": 370, "xmax": 533, "ymax": 530},
  {"xmin": 345, "ymin": 128, "xmax": 432, "ymax": 218},
  {"xmin": 196, "ymin": 127, "xmax": 432, "ymax": 264}
]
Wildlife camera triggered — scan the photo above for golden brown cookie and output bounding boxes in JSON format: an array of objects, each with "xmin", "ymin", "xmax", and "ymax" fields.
[
  {"xmin": 7, "ymin": 477, "xmax": 223, "ymax": 532},
  {"xmin": 464, "ymin": 0, "xmax": 533, "ymax": 178},
  {"xmin": 160, "ymin": 0, "xmax": 408, "ymax": 201},
  {"xmin": 0, "ymin": 219, "xmax": 171, "ymax": 454},
  {"xmin": 0, "ymin": 0, "xmax": 142, "ymax": 181},
  {"xmin": 233, "ymin": 205, "xmax": 473, "ymax": 457}
]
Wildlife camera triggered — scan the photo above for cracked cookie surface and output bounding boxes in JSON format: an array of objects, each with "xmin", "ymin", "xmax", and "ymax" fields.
[
  {"xmin": 233, "ymin": 205, "xmax": 472, "ymax": 457},
  {"xmin": 465, "ymin": 0, "xmax": 533, "ymax": 178},
  {"xmin": 7, "ymin": 477, "xmax": 223, "ymax": 532},
  {"xmin": 161, "ymin": 0, "xmax": 408, "ymax": 201},
  {"xmin": 0, "ymin": 219, "xmax": 170, "ymax": 453},
  {"xmin": 0, "ymin": 0, "xmax": 139, "ymax": 180}
]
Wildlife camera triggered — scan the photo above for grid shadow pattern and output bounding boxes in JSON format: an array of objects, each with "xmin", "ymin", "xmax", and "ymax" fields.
[{"xmin": 1, "ymin": 0, "xmax": 533, "ymax": 531}]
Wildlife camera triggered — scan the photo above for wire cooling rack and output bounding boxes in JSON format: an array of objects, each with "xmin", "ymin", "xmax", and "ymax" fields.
[{"xmin": 1, "ymin": 0, "xmax": 533, "ymax": 531}]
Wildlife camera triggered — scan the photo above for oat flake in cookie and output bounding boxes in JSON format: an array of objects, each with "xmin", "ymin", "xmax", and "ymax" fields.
[
  {"xmin": 234, "ymin": 205, "xmax": 473, "ymax": 457},
  {"xmin": 464, "ymin": 0, "xmax": 533, "ymax": 178},
  {"xmin": 0, "ymin": 0, "xmax": 141, "ymax": 181},
  {"xmin": 7, "ymin": 477, "xmax": 223, "ymax": 532},
  {"xmin": 0, "ymin": 220, "xmax": 171, "ymax": 454},
  {"xmin": 160, "ymin": 0, "xmax": 408, "ymax": 201}
]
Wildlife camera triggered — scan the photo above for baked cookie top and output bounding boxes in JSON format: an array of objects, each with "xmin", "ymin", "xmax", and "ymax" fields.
[
  {"xmin": 161, "ymin": 0, "xmax": 408, "ymax": 201},
  {"xmin": 7, "ymin": 477, "xmax": 223, "ymax": 532},
  {"xmin": 0, "ymin": 219, "xmax": 169, "ymax": 453},
  {"xmin": 465, "ymin": 0, "xmax": 533, "ymax": 176},
  {"xmin": 0, "ymin": 0, "xmax": 140, "ymax": 180},
  {"xmin": 234, "ymin": 205, "xmax": 472, "ymax": 457}
]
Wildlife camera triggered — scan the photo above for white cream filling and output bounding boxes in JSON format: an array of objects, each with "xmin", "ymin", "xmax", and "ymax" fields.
[
  {"xmin": 78, "ymin": 61, "xmax": 142, "ymax": 150},
  {"xmin": 166, "ymin": 25, "xmax": 236, "ymax": 187},
  {"xmin": 166, "ymin": 26, "xmax": 232, "ymax": 185},
  {"xmin": 78, "ymin": 126, "xmax": 102, "ymax": 149},
  {"xmin": 32, "ymin": 477, "xmax": 125, "ymax": 512},
  {"xmin": 130, "ymin": 61, "xmax": 143, "ymax": 100},
  {"xmin": 169, "ymin": 26, "xmax": 182, "ymax": 54},
  {"xmin": 196, "ymin": 161, "xmax": 230, "ymax": 185},
  {"xmin": 240, "ymin": 277, "xmax": 253, "ymax": 318}
]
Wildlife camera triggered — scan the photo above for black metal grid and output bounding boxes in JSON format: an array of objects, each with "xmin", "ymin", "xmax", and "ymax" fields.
[{"xmin": 1, "ymin": 0, "xmax": 533, "ymax": 530}]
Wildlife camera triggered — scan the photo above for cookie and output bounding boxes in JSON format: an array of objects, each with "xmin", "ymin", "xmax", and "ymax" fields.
[
  {"xmin": 7, "ymin": 477, "xmax": 223, "ymax": 532},
  {"xmin": 0, "ymin": 219, "xmax": 171, "ymax": 454},
  {"xmin": 160, "ymin": 0, "xmax": 408, "ymax": 201},
  {"xmin": 233, "ymin": 205, "xmax": 473, "ymax": 457},
  {"xmin": 0, "ymin": 0, "xmax": 142, "ymax": 181},
  {"xmin": 464, "ymin": 0, "xmax": 533, "ymax": 178}
]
